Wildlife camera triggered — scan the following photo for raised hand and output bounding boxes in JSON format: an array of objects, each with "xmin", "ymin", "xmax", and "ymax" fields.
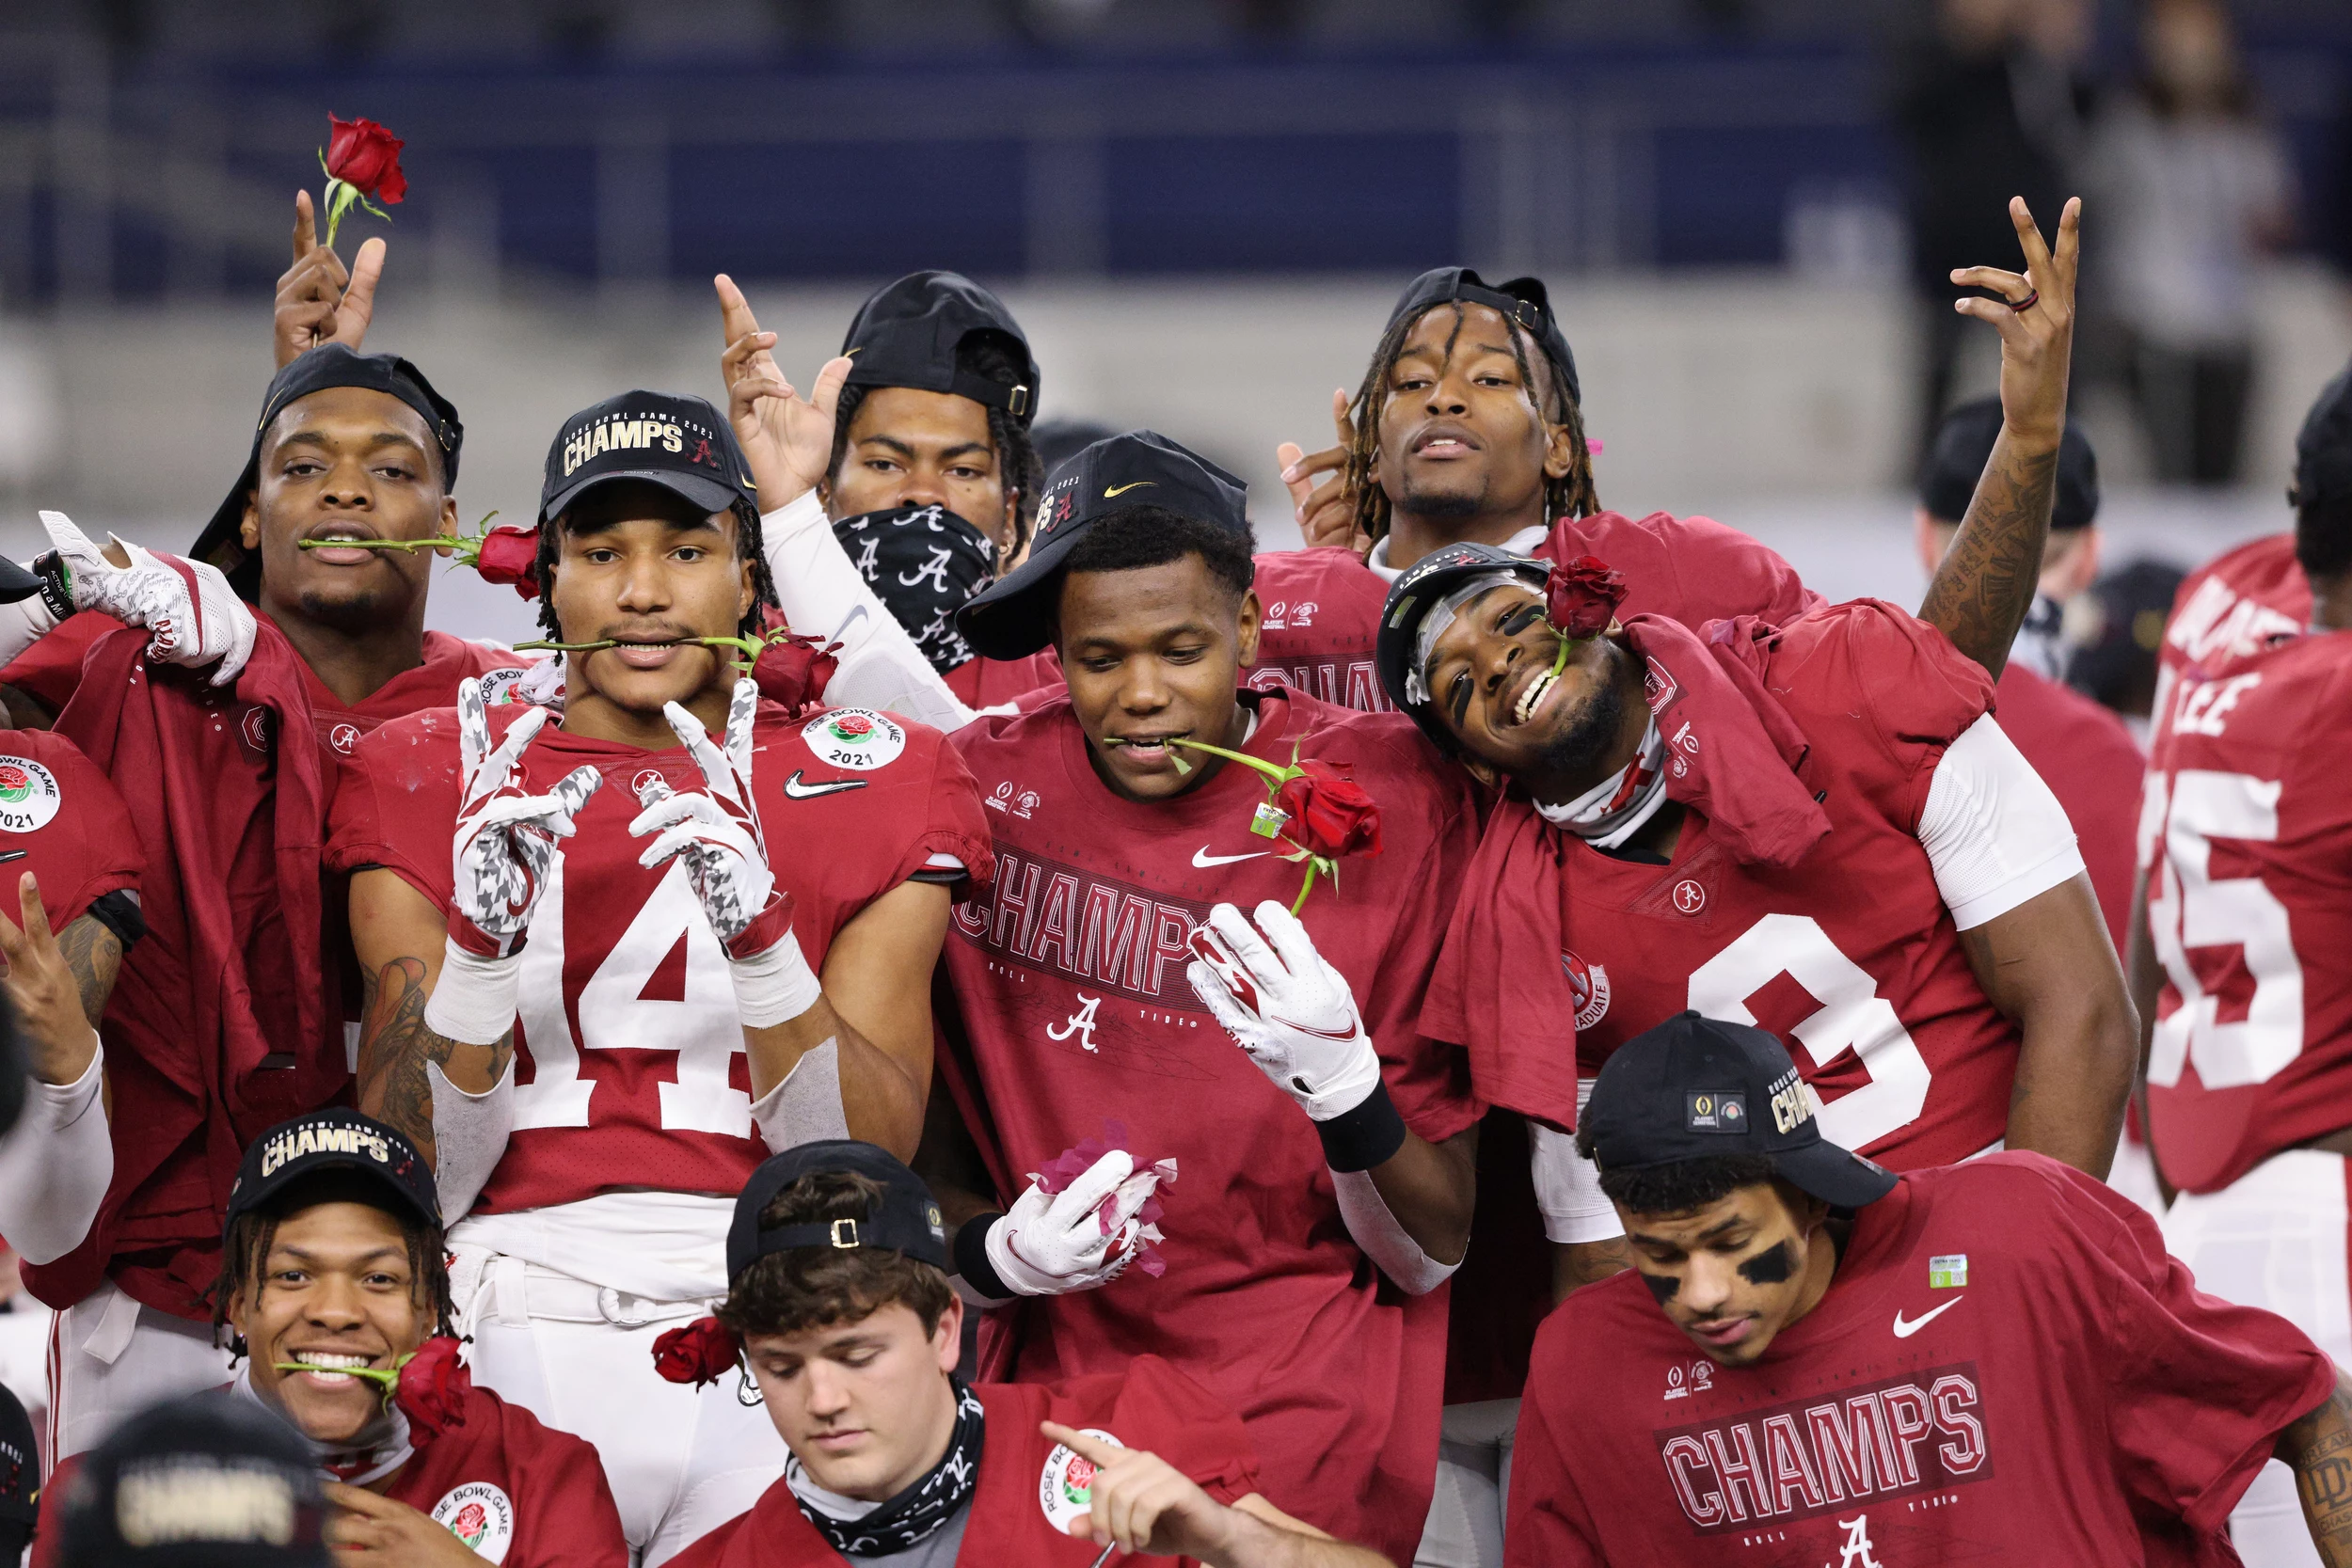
[
  {"xmin": 630, "ymin": 680, "xmax": 787, "ymax": 955},
  {"xmin": 1951, "ymin": 196, "xmax": 2080, "ymax": 448},
  {"xmin": 985, "ymin": 1148, "xmax": 1162, "ymax": 1296},
  {"xmin": 1187, "ymin": 900, "xmax": 1382, "ymax": 1121},
  {"xmin": 715, "ymin": 273, "xmax": 854, "ymax": 511},
  {"xmin": 448, "ymin": 676, "xmax": 601, "ymax": 958},
  {"xmin": 1279, "ymin": 388, "xmax": 1370, "ymax": 554},
  {"xmin": 0, "ymin": 873, "xmax": 98, "ymax": 1087},
  {"xmin": 274, "ymin": 188, "xmax": 385, "ymax": 370},
  {"xmin": 40, "ymin": 511, "xmax": 258, "ymax": 685}
]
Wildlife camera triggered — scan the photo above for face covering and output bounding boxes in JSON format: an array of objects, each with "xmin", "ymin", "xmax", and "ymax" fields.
[
  {"xmin": 831, "ymin": 505, "xmax": 997, "ymax": 673},
  {"xmin": 1533, "ymin": 714, "xmax": 1669, "ymax": 849}
]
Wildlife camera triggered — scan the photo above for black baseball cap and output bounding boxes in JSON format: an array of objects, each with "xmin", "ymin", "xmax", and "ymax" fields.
[
  {"xmin": 0, "ymin": 1380, "xmax": 35, "ymax": 1557},
  {"xmin": 842, "ymin": 271, "xmax": 1039, "ymax": 426},
  {"xmin": 193, "ymin": 344, "xmax": 465, "ymax": 603},
  {"xmin": 2294, "ymin": 357, "xmax": 2352, "ymax": 513},
  {"xmin": 954, "ymin": 429, "xmax": 1251, "ymax": 660},
  {"xmin": 1581, "ymin": 1011, "xmax": 1898, "ymax": 1211},
  {"xmin": 1375, "ymin": 539, "xmax": 1549, "ymax": 750},
  {"xmin": 227, "ymin": 1111, "xmax": 440, "ymax": 1232},
  {"xmin": 55, "ymin": 1392, "xmax": 328, "ymax": 1568},
  {"xmin": 540, "ymin": 391, "xmax": 758, "ymax": 528},
  {"xmin": 1386, "ymin": 267, "xmax": 1581, "ymax": 408},
  {"xmin": 727, "ymin": 1140, "xmax": 949, "ymax": 1284},
  {"xmin": 1919, "ymin": 397, "xmax": 2100, "ymax": 531}
]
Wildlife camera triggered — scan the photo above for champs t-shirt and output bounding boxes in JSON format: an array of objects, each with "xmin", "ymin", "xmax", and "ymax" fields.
[{"xmin": 1507, "ymin": 1154, "xmax": 2333, "ymax": 1568}]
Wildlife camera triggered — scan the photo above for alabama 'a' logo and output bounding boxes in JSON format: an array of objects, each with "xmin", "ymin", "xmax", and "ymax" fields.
[{"xmin": 1560, "ymin": 948, "xmax": 1610, "ymax": 1029}]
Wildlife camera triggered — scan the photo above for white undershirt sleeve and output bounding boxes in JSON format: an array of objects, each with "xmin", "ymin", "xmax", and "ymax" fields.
[
  {"xmin": 1915, "ymin": 713, "xmax": 2087, "ymax": 931},
  {"xmin": 0, "ymin": 1042, "xmax": 111, "ymax": 1264},
  {"xmin": 0, "ymin": 592, "xmax": 59, "ymax": 670},
  {"xmin": 1331, "ymin": 1168, "xmax": 1460, "ymax": 1296},
  {"xmin": 1530, "ymin": 1079, "xmax": 1624, "ymax": 1245},
  {"xmin": 760, "ymin": 492, "xmax": 978, "ymax": 734}
]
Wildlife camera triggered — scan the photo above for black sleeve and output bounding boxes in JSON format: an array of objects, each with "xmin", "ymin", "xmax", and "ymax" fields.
[{"xmin": 85, "ymin": 888, "xmax": 145, "ymax": 952}]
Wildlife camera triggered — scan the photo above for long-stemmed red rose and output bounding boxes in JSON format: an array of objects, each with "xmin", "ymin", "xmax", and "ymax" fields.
[
  {"xmin": 297, "ymin": 513, "xmax": 541, "ymax": 599},
  {"xmin": 1146, "ymin": 738, "xmax": 1382, "ymax": 912},
  {"xmin": 319, "ymin": 114, "xmax": 406, "ymax": 248},
  {"xmin": 273, "ymin": 1334, "xmax": 470, "ymax": 1449}
]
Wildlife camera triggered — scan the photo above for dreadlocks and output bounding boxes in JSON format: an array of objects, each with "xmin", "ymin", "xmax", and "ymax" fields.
[
  {"xmin": 1344, "ymin": 301, "xmax": 1600, "ymax": 546},
  {"xmin": 209, "ymin": 1171, "xmax": 456, "ymax": 1358},
  {"xmin": 825, "ymin": 333, "xmax": 1045, "ymax": 572},
  {"xmin": 533, "ymin": 494, "xmax": 780, "ymax": 642}
]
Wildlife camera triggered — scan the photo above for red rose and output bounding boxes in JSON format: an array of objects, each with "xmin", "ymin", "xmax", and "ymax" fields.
[
  {"xmin": 391, "ymin": 1337, "xmax": 470, "ymax": 1449},
  {"xmin": 326, "ymin": 115, "xmax": 406, "ymax": 205},
  {"xmin": 1545, "ymin": 554, "xmax": 1628, "ymax": 640},
  {"xmin": 752, "ymin": 633, "xmax": 839, "ymax": 718},
  {"xmin": 652, "ymin": 1316, "xmax": 739, "ymax": 1388},
  {"xmin": 1273, "ymin": 759, "xmax": 1382, "ymax": 860},
  {"xmin": 470, "ymin": 525, "xmax": 541, "ymax": 600}
]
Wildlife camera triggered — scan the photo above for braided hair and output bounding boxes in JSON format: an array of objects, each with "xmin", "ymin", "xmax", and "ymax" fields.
[
  {"xmin": 825, "ymin": 334, "xmax": 1045, "ymax": 573},
  {"xmin": 1343, "ymin": 301, "xmax": 1600, "ymax": 546},
  {"xmin": 533, "ymin": 494, "xmax": 780, "ymax": 642},
  {"xmin": 209, "ymin": 1173, "xmax": 456, "ymax": 1360}
]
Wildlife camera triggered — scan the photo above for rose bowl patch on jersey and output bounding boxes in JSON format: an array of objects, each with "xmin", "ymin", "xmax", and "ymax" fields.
[
  {"xmin": 802, "ymin": 707, "xmax": 908, "ymax": 770},
  {"xmin": 1038, "ymin": 1427, "xmax": 1123, "ymax": 1532},
  {"xmin": 0, "ymin": 755, "xmax": 62, "ymax": 832},
  {"xmin": 432, "ymin": 1481, "xmax": 516, "ymax": 1564}
]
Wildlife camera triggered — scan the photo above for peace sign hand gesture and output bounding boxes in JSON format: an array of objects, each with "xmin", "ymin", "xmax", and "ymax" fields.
[
  {"xmin": 275, "ymin": 188, "xmax": 385, "ymax": 370},
  {"xmin": 630, "ymin": 679, "xmax": 794, "ymax": 959},
  {"xmin": 448, "ymin": 677, "xmax": 602, "ymax": 958},
  {"xmin": 1950, "ymin": 195, "xmax": 2081, "ymax": 450},
  {"xmin": 716, "ymin": 274, "xmax": 855, "ymax": 513}
]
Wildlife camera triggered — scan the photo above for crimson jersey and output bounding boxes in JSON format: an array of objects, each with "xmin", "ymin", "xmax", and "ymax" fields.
[
  {"xmin": 326, "ymin": 702, "xmax": 991, "ymax": 1213},
  {"xmin": 1250, "ymin": 513, "xmax": 1821, "ymax": 714},
  {"xmin": 34, "ymin": 1382, "xmax": 627, "ymax": 1568},
  {"xmin": 0, "ymin": 728, "xmax": 143, "ymax": 932},
  {"xmin": 940, "ymin": 686, "xmax": 1479, "ymax": 1562},
  {"xmin": 670, "ymin": 1359, "xmax": 1258, "ymax": 1568},
  {"xmin": 2158, "ymin": 533, "xmax": 2311, "ymax": 691},
  {"xmin": 1994, "ymin": 662, "xmax": 2140, "ymax": 951},
  {"xmin": 1428, "ymin": 604, "xmax": 2016, "ymax": 1171},
  {"xmin": 1507, "ymin": 1155, "xmax": 2331, "ymax": 1568},
  {"xmin": 2141, "ymin": 630, "xmax": 2352, "ymax": 1193}
]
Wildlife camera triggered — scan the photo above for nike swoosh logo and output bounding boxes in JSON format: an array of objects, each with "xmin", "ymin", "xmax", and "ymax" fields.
[
  {"xmin": 782, "ymin": 770, "xmax": 868, "ymax": 800},
  {"xmin": 1270, "ymin": 1015, "xmax": 1359, "ymax": 1042},
  {"xmin": 1192, "ymin": 847, "xmax": 1271, "ymax": 868},
  {"xmin": 1104, "ymin": 482, "xmax": 1156, "ymax": 498},
  {"xmin": 1891, "ymin": 1296, "xmax": 1963, "ymax": 1338}
]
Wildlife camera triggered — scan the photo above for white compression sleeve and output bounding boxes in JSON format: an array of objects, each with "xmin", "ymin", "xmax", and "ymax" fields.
[
  {"xmin": 1331, "ymin": 1168, "xmax": 1460, "ymax": 1296},
  {"xmin": 759, "ymin": 491, "xmax": 977, "ymax": 733},
  {"xmin": 0, "ymin": 592, "xmax": 59, "ymax": 670},
  {"xmin": 422, "ymin": 937, "xmax": 521, "ymax": 1047},
  {"xmin": 748, "ymin": 1039, "xmax": 851, "ymax": 1153},
  {"xmin": 1917, "ymin": 714, "xmax": 2087, "ymax": 931},
  {"xmin": 425, "ymin": 1055, "xmax": 515, "ymax": 1222},
  {"xmin": 1530, "ymin": 1080, "xmax": 1623, "ymax": 1245},
  {"xmin": 0, "ymin": 1042, "xmax": 111, "ymax": 1264}
]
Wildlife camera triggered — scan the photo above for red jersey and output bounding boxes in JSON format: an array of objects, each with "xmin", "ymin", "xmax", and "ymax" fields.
[
  {"xmin": 1994, "ymin": 662, "xmax": 2141, "ymax": 951},
  {"xmin": 327, "ymin": 702, "xmax": 991, "ymax": 1214},
  {"xmin": 33, "ymin": 1381, "xmax": 627, "ymax": 1568},
  {"xmin": 939, "ymin": 686, "xmax": 1478, "ymax": 1562},
  {"xmin": 2141, "ymin": 630, "xmax": 2352, "ymax": 1193},
  {"xmin": 670, "ymin": 1359, "xmax": 1258, "ymax": 1568},
  {"xmin": 1429, "ymin": 604, "xmax": 2015, "ymax": 1170},
  {"xmin": 2157, "ymin": 533, "xmax": 2311, "ymax": 691},
  {"xmin": 0, "ymin": 728, "xmax": 143, "ymax": 932},
  {"xmin": 944, "ymin": 650, "xmax": 1061, "ymax": 710},
  {"xmin": 1250, "ymin": 513, "xmax": 1821, "ymax": 715},
  {"xmin": 1506, "ymin": 1155, "xmax": 2332, "ymax": 1568}
]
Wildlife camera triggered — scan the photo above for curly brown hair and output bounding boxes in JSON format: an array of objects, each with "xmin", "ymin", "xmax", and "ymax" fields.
[
  {"xmin": 1343, "ymin": 299, "xmax": 1599, "ymax": 546},
  {"xmin": 716, "ymin": 1170, "xmax": 956, "ymax": 1341}
]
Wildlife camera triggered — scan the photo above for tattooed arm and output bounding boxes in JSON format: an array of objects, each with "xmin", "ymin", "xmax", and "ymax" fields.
[
  {"xmin": 2280, "ymin": 1368, "xmax": 2352, "ymax": 1567},
  {"xmin": 1915, "ymin": 196, "xmax": 2080, "ymax": 679},
  {"xmin": 349, "ymin": 868, "xmax": 512, "ymax": 1172}
]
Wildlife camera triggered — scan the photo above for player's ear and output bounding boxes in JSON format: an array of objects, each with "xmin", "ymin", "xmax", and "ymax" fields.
[
  {"xmin": 930, "ymin": 1296, "xmax": 964, "ymax": 1375},
  {"xmin": 240, "ymin": 489, "xmax": 262, "ymax": 551},
  {"xmin": 1234, "ymin": 586, "xmax": 1263, "ymax": 668}
]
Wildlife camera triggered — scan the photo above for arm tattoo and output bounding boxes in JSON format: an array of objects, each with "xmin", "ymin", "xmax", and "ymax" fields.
[
  {"xmin": 2281, "ymin": 1379, "xmax": 2352, "ymax": 1566},
  {"xmin": 59, "ymin": 915, "xmax": 122, "ymax": 1030},
  {"xmin": 356, "ymin": 956, "xmax": 513, "ymax": 1170},
  {"xmin": 1915, "ymin": 436, "xmax": 2058, "ymax": 680}
]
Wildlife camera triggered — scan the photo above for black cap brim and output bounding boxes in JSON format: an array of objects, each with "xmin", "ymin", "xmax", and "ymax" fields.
[
  {"xmin": 952, "ymin": 510, "xmax": 1093, "ymax": 661},
  {"xmin": 541, "ymin": 467, "xmax": 744, "ymax": 528},
  {"xmin": 1769, "ymin": 1139, "xmax": 1899, "ymax": 1210}
]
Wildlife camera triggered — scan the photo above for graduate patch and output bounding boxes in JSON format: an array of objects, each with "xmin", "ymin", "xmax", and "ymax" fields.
[
  {"xmin": 0, "ymin": 756, "xmax": 61, "ymax": 832},
  {"xmin": 802, "ymin": 708, "xmax": 907, "ymax": 771},
  {"xmin": 1685, "ymin": 1092, "xmax": 1745, "ymax": 1132},
  {"xmin": 1038, "ymin": 1428, "xmax": 1124, "ymax": 1532},
  {"xmin": 431, "ymin": 1481, "xmax": 515, "ymax": 1564}
]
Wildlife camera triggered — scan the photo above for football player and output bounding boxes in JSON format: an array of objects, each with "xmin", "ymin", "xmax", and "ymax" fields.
[
  {"xmin": 2138, "ymin": 356, "xmax": 2352, "ymax": 1565},
  {"xmin": 329, "ymin": 394, "xmax": 989, "ymax": 1561},
  {"xmin": 1506, "ymin": 1012, "xmax": 2352, "ymax": 1567}
]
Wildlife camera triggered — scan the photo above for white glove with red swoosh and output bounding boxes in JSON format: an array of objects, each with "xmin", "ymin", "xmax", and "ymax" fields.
[
  {"xmin": 1185, "ymin": 900, "xmax": 1382, "ymax": 1121},
  {"xmin": 41, "ymin": 510, "xmax": 257, "ymax": 684}
]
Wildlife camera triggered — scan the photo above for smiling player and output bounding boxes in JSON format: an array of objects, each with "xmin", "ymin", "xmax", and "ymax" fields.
[{"xmin": 1505, "ymin": 1011, "xmax": 2352, "ymax": 1567}]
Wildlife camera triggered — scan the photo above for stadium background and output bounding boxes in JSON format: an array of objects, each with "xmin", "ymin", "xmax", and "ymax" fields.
[{"xmin": 0, "ymin": 0, "xmax": 2343, "ymax": 650}]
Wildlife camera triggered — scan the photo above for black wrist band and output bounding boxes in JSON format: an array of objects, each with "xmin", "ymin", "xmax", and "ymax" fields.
[
  {"xmin": 952, "ymin": 1212, "xmax": 1013, "ymax": 1301},
  {"xmin": 30, "ymin": 552, "xmax": 73, "ymax": 625},
  {"xmin": 1315, "ymin": 1079, "xmax": 1407, "ymax": 1173}
]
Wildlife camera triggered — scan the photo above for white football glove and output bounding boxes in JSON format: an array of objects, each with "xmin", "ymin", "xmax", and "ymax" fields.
[
  {"xmin": 1186, "ymin": 900, "xmax": 1382, "ymax": 1122},
  {"xmin": 40, "ymin": 511, "xmax": 258, "ymax": 685},
  {"xmin": 983, "ymin": 1148, "xmax": 1165, "ymax": 1297},
  {"xmin": 449, "ymin": 675, "xmax": 601, "ymax": 958},
  {"xmin": 630, "ymin": 681, "xmax": 787, "ymax": 954}
]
